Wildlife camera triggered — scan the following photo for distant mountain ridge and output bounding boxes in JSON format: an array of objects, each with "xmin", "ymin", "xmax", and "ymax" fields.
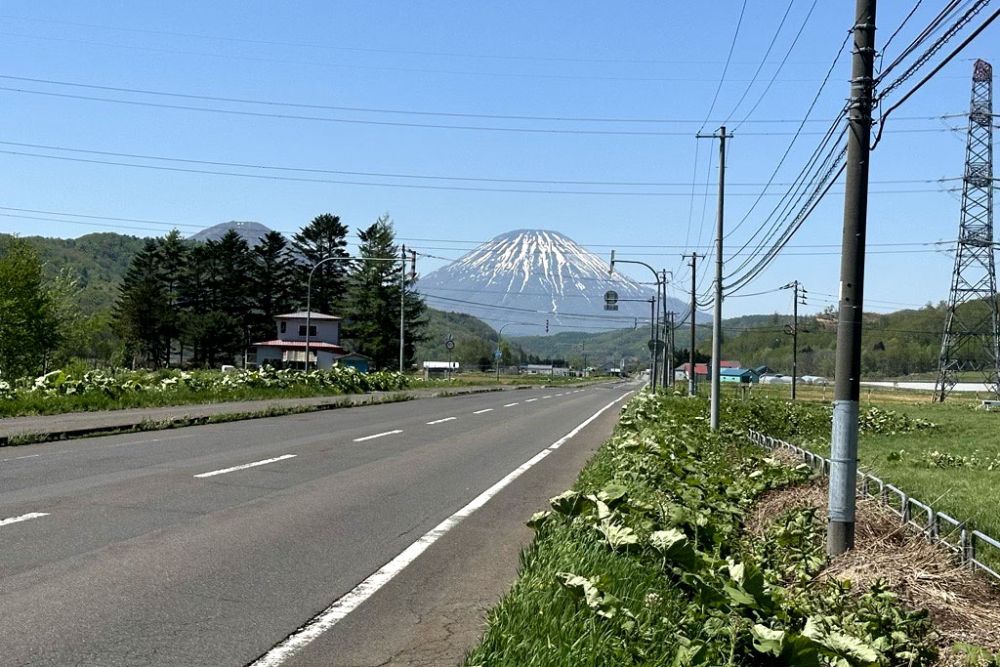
[
  {"xmin": 188, "ymin": 221, "xmax": 273, "ymax": 245},
  {"xmin": 417, "ymin": 229, "xmax": 701, "ymax": 334}
]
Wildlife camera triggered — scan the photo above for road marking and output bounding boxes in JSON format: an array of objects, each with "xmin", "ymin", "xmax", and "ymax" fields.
[
  {"xmin": 1, "ymin": 454, "xmax": 40, "ymax": 462},
  {"xmin": 525, "ymin": 398, "xmax": 538, "ymax": 403},
  {"xmin": 247, "ymin": 390, "xmax": 634, "ymax": 667},
  {"xmin": 426, "ymin": 417, "xmax": 457, "ymax": 425},
  {"xmin": 472, "ymin": 408, "xmax": 493, "ymax": 414},
  {"xmin": 503, "ymin": 402, "xmax": 519, "ymax": 407},
  {"xmin": 194, "ymin": 454, "xmax": 297, "ymax": 478},
  {"xmin": 542, "ymin": 395, "xmax": 552, "ymax": 399},
  {"xmin": 555, "ymin": 393, "xmax": 564, "ymax": 397},
  {"xmin": 353, "ymin": 429, "xmax": 403, "ymax": 442},
  {"xmin": 0, "ymin": 512, "xmax": 49, "ymax": 528}
]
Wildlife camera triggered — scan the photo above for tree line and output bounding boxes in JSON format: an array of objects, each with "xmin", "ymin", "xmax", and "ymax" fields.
[{"xmin": 0, "ymin": 213, "xmax": 425, "ymax": 379}]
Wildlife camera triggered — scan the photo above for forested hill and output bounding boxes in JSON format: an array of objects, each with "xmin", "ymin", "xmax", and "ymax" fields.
[
  {"xmin": 1, "ymin": 232, "xmax": 146, "ymax": 314},
  {"xmin": 721, "ymin": 305, "xmax": 950, "ymax": 379}
]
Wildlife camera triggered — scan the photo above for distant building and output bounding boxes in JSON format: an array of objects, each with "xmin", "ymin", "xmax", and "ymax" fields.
[
  {"xmin": 422, "ymin": 360, "xmax": 459, "ymax": 379},
  {"xmin": 253, "ymin": 312, "xmax": 369, "ymax": 370},
  {"xmin": 519, "ymin": 364, "xmax": 571, "ymax": 376},
  {"xmin": 719, "ymin": 367, "xmax": 759, "ymax": 384},
  {"xmin": 678, "ymin": 361, "xmax": 742, "ymax": 380}
]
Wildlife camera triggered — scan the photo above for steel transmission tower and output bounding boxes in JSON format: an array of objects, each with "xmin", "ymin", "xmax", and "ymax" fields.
[{"xmin": 935, "ymin": 59, "xmax": 999, "ymax": 402}]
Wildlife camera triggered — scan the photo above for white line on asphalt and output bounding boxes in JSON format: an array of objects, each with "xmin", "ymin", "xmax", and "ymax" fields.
[
  {"xmin": 542, "ymin": 395, "xmax": 552, "ymax": 399},
  {"xmin": 525, "ymin": 398, "xmax": 538, "ymax": 403},
  {"xmin": 503, "ymin": 402, "xmax": 519, "ymax": 407},
  {"xmin": 1, "ymin": 453, "xmax": 40, "ymax": 462},
  {"xmin": 472, "ymin": 408, "xmax": 493, "ymax": 414},
  {"xmin": 247, "ymin": 389, "xmax": 633, "ymax": 667},
  {"xmin": 0, "ymin": 512, "xmax": 49, "ymax": 528},
  {"xmin": 426, "ymin": 417, "xmax": 457, "ymax": 425},
  {"xmin": 194, "ymin": 454, "xmax": 297, "ymax": 478},
  {"xmin": 353, "ymin": 429, "xmax": 403, "ymax": 442}
]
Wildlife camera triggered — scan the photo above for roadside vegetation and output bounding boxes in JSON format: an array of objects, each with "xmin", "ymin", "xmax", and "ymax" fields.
[
  {"xmin": 0, "ymin": 366, "xmax": 415, "ymax": 418},
  {"xmin": 465, "ymin": 394, "xmax": 1000, "ymax": 666},
  {"xmin": 736, "ymin": 394, "xmax": 1000, "ymax": 549}
]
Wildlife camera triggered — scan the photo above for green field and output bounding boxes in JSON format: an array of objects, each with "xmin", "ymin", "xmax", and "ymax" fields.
[{"xmin": 728, "ymin": 389, "xmax": 1000, "ymax": 559}]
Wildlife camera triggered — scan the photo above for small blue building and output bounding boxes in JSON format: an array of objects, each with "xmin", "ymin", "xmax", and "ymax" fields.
[{"xmin": 719, "ymin": 367, "xmax": 760, "ymax": 384}]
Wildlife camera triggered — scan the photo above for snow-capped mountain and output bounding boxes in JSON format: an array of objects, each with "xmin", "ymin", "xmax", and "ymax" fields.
[{"xmin": 417, "ymin": 229, "xmax": 697, "ymax": 335}]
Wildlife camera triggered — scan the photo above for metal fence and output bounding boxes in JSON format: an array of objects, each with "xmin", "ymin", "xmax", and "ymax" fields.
[{"xmin": 746, "ymin": 429, "xmax": 1000, "ymax": 583}]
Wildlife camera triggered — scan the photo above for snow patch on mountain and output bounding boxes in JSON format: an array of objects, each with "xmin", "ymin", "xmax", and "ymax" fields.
[{"xmin": 417, "ymin": 229, "xmax": 696, "ymax": 335}]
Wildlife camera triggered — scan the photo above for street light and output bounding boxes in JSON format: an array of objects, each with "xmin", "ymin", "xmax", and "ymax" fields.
[
  {"xmin": 304, "ymin": 248, "xmax": 413, "ymax": 373},
  {"xmin": 494, "ymin": 321, "xmax": 534, "ymax": 382},
  {"xmin": 609, "ymin": 251, "xmax": 664, "ymax": 391},
  {"xmin": 604, "ymin": 293, "xmax": 655, "ymax": 386}
]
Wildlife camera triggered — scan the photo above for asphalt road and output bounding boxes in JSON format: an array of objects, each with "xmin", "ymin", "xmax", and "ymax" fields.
[{"xmin": 0, "ymin": 382, "xmax": 634, "ymax": 667}]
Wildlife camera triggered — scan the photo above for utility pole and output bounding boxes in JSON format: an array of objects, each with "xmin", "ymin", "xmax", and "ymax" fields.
[
  {"xmin": 683, "ymin": 253, "xmax": 699, "ymax": 397},
  {"xmin": 828, "ymin": 0, "xmax": 877, "ymax": 557},
  {"xmin": 665, "ymin": 310, "xmax": 676, "ymax": 389},
  {"xmin": 781, "ymin": 281, "xmax": 807, "ymax": 400},
  {"xmin": 399, "ymin": 245, "xmax": 406, "ymax": 373},
  {"xmin": 698, "ymin": 126, "xmax": 731, "ymax": 431},
  {"xmin": 660, "ymin": 271, "xmax": 671, "ymax": 390}
]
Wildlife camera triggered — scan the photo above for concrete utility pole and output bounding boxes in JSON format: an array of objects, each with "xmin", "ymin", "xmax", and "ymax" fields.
[
  {"xmin": 828, "ymin": 0, "xmax": 877, "ymax": 557},
  {"xmin": 683, "ymin": 253, "xmax": 699, "ymax": 397},
  {"xmin": 660, "ymin": 271, "xmax": 673, "ymax": 390},
  {"xmin": 781, "ymin": 281, "xmax": 807, "ymax": 400},
  {"xmin": 664, "ymin": 310, "xmax": 676, "ymax": 389},
  {"xmin": 698, "ymin": 126, "xmax": 731, "ymax": 431},
  {"xmin": 399, "ymin": 245, "xmax": 406, "ymax": 373}
]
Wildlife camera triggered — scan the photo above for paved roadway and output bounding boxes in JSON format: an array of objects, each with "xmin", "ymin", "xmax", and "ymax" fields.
[{"xmin": 0, "ymin": 382, "xmax": 633, "ymax": 667}]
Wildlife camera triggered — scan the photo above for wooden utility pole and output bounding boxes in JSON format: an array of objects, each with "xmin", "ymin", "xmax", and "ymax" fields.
[
  {"xmin": 828, "ymin": 0, "xmax": 877, "ymax": 557},
  {"xmin": 781, "ymin": 280, "xmax": 806, "ymax": 401}
]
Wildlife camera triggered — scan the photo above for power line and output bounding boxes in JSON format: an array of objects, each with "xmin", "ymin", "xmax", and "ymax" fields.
[{"xmin": 699, "ymin": 0, "xmax": 749, "ymax": 132}]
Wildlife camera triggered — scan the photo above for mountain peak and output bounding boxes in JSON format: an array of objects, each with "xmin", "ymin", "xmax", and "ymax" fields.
[
  {"xmin": 189, "ymin": 221, "xmax": 274, "ymax": 245},
  {"xmin": 417, "ymin": 228, "xmax": 696, "ymax": 334}
]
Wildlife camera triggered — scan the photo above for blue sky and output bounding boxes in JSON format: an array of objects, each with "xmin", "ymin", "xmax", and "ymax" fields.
[{"xmin": 0, "ymin": 2, "xmax": 997, "ymax": 318}]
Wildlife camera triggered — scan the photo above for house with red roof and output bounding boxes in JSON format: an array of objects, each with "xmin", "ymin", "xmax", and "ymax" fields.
[
  {"xmin": 677, "ymin": 360, "xmax": 742, "ymax": 380},
  {"xmin": 253, "ymin": 312, "xmax": 369, "ymax": 371}
]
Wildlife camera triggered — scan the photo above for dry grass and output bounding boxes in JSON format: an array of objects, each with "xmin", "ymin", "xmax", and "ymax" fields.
[{"xmin": 750, "ymin": 480, "xmax": 1000, "ymax": 663}]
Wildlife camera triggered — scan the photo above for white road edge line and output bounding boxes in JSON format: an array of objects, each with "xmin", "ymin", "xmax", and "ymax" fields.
[
  {"xmin": 426, "ymin": 417, "xmax": 457, "ymax": 425},
  {"xmin": 0, "ymin": 512, "xmax": 49, "ymax": 528},
  {"xmin": 503, "ymin": 402, "xmax": 519, "ymax": 407},
  {"xmin": 472, "ymin": 408, "xmax": 493, "ymax": 414},
  {"xmin": 525, "ymin": 398, "xmax": 538, "ymax": 403},
  {"xmin": 353, "ymin": 429, "xmax": 403, "ymax": 443},
  {"xmin": 194, "ymin": 454, "xmax": 297, "ymax": 478},
  {"xmin": 247, "ymin": 389, "xmax": 634, "ymax": 667}
]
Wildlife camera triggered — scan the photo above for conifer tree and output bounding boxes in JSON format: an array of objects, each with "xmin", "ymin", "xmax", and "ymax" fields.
[
  {"xmin": 250, "ymin": 231, "xmax": 297, "ymax": 342},
  {"xmin": 344, "ymin": 215, "xmax": 425, "ymax": 369},
  {"xmin": 293, "ymin": 213, "xmax": 349, "ymax": 315},
  {"xmin": 113, "ymin": 239, "xmax": 171, "ymax": 368}
]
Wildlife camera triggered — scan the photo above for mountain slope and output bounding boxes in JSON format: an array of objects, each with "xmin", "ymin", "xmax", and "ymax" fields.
[
  {"xmin": 417, "ymin": 229, "xmax": 695, "ymax": 334},
  {"xmin": 189, "ymin": 221, "xmax": 273, "ymax": 245}
]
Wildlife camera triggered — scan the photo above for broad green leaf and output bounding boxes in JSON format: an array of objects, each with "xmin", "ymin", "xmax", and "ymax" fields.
[
  {"xmin": 750, "ymin": 624, "xmax": 785, "ymax": 656},
  {"xmin": 549, "ymin": 490, "xmax": 584, "ymax": 516}
]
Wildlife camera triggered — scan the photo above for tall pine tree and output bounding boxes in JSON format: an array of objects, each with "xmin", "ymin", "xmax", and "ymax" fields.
[
  {"xmin": 250, "ymin": 231, "xmax": 297, "ymax": 342},
  {"xmin": 113, "ymin": 239, "xmax": 171, "ymax": 368},
  {"xmin": 293, "ymin": 213, "xmax": 349, "ymax": 316},
  {"xmin": 344, "ymin": 215, "xmax": 425, "ymax": 370}
]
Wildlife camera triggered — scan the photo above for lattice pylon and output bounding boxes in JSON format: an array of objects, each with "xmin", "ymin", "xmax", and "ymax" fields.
[{"xmin": 935, "ymin": 59, "xmax": 999, "ymax": 402}]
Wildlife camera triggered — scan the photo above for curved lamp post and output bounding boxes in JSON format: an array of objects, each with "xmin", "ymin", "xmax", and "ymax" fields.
[
  {"xmin": 609, "ymin": 251, "xmax": 663, "ymax": 391},
  {"xmin": 305, "ymin": 249, "xmax": 411, "ymax": 373},
  {"xmin": 494, "ymin": 321, "xmax": 536, "ymax": 382}
]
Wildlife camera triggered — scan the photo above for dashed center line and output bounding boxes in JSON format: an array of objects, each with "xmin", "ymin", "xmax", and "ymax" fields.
[
  {"xmin": 0, "ymin": 512, "xmax": 49, "ymax": 528},
  {"xmin": 1, "ymin": 453, "xmax": 40, "ymax": 462},
  {"xmin": 195, "ymin": 454, "xmax": 297, "ymax": 478},
  {"xmin": 525, "ymin": 398, "xmax": 538, "ymax": 403},
  {"xmin": 472, "ymin": 408, "xmax": 493, "ymax": 414},
  {"xmin": 353, "ymin": 429, "xmax": 404, "ymax": 442},
  {"xmin": 542, "ymin": 395, "xmax": 552, "ymax": 399},
  {"xmin": 503, "ymin": 402, "xmax": 519, "ymax": 407},
  {"xmin": 426, "ymin": 417, "xmax": 457, "ymax": 425}
]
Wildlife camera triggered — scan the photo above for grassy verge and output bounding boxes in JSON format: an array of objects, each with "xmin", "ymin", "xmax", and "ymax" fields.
[
  {"xmin": 464, "ymin": 394, "xmax": 944, "ymax": 666},
  {"xmin": 732, "ymin": 395, "xmax": 1000, "ymax": 552}
]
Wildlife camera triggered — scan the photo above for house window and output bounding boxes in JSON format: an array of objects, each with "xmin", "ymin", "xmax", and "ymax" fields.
[
  {"xmin": 280, "ymin": 321, "xmax": 287, "ymax": 334},
  {"xmin": 298, "ymin": 325, "xmax": 317, "ymax": 337}
]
